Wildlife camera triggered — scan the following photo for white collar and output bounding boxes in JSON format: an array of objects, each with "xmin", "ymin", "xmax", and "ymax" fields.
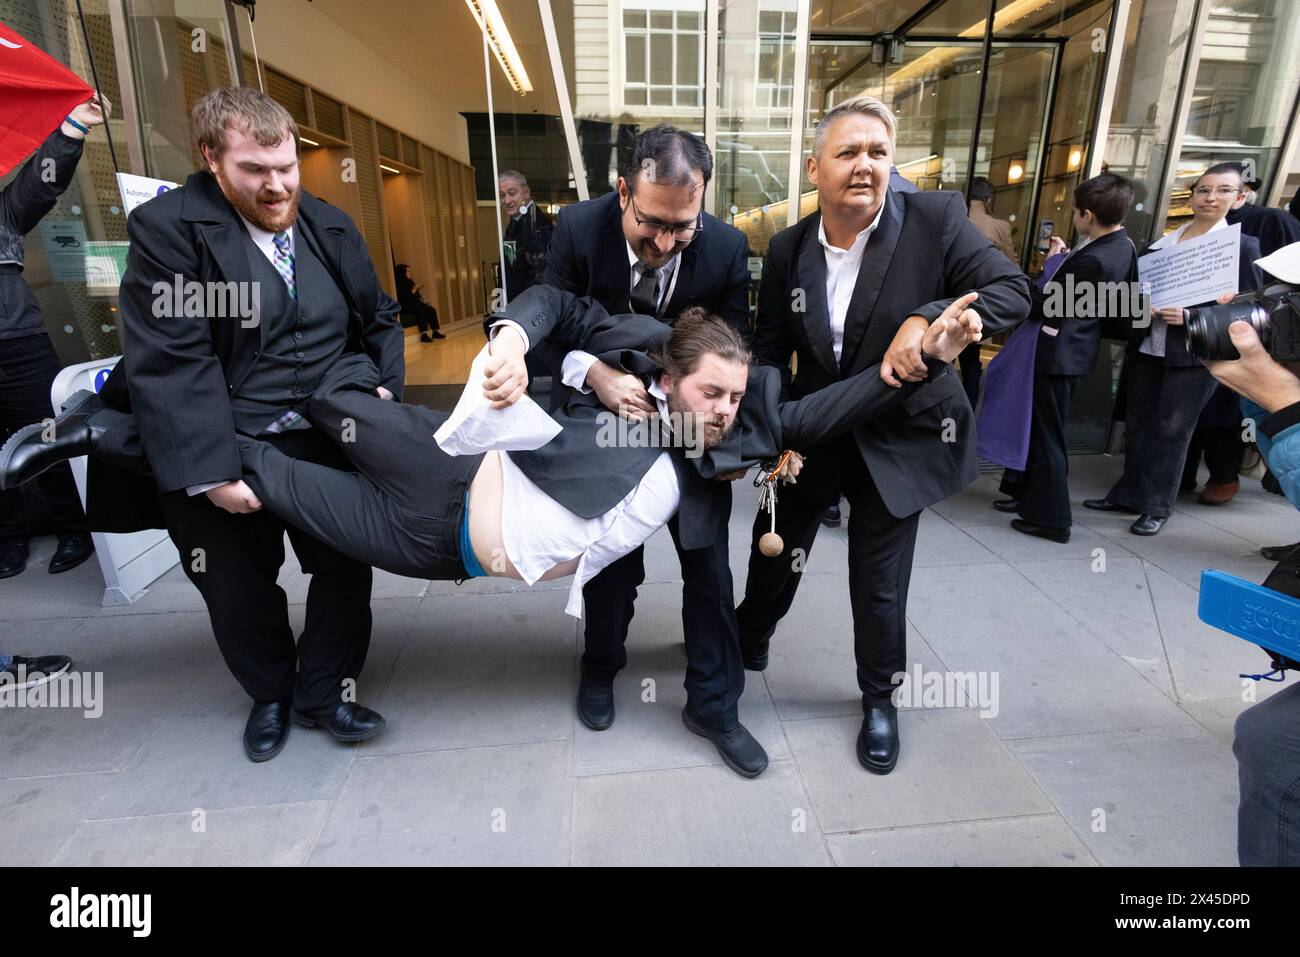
[
  {"xmin": 817, "ymin": 197, "xmax": 886, "ymax": 253},
  {"xmin": 238, "ymin": 213, "xmax": 292, "ymax": 243},
  {"xmin": 626, "ymin": 239, "xmax": 680, "ymax": 278},
  {"xmin": 1149, "ymin": 216, "xmax": 1229, "ymax": 250}
]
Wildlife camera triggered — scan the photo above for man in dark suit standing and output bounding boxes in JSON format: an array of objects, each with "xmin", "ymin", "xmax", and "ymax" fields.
[
  {"xmin": 543, "ymin": 125, "xmax": 760, "ymax": 772},
  {"xmin": 737, "ymin": 96, "xmax": 1031, "ymax": 774},
  {"xmin": 110, "ymin": 88, "xmax": 404, "ymax": 761},
  {"xmin": 996, "ymin": 174, "xmax": 1138, "ymax": 542},
  {"xmin": 499, "ymin": 170, "xmax": 553, "ymax": 302}
]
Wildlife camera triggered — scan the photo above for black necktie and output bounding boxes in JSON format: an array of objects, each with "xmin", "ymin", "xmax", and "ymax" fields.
[{"xmin": 630, "ymin": 263, "xmax": 660, "ymax": 317}]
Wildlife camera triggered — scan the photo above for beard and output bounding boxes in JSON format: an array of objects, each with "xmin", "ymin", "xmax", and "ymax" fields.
[
  {"xmin": 666, "ymin": 389, "xmax": 732, "ymax": 451},
  {"xmin": 215, "ymin": 165, "xmax": 300, "ymax": 233}
]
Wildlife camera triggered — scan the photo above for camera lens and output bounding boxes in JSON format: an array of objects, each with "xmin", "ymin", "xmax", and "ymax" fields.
[{"xmin": 1186, "ymin": 302, "xmax": 1270, "ymax": 360}]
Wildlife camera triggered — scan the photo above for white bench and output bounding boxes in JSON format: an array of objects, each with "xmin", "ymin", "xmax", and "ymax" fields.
[{"xmin": 50, "ymin": 358, "xmax": 179, "ymax": 606}]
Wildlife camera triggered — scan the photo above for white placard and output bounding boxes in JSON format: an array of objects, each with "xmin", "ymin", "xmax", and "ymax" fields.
[
  {"xmin": 1138, "ymin": 223, "xmax": 1241, "ymax": 309},
  {"xmin": 115, "ymin": 172, "xmax": 179, "ymax": 216}
]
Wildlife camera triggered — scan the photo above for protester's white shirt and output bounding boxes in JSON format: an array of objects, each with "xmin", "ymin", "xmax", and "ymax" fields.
[
  {"xmin": 818, "ymin": 199, "xmax": 887, "ymax": 363},
  {"xmin": 498, "ymin": 377, "xmax": 681, "ymax": 617},
  {"xmin": 1139, "ymin": 218, "xmax": 1230, "ymax": 358},
  {"xmin": 187, "ymin": 216, "xmax": 296, "ymax": 497},
  {"xmin": 561, "ymin": 240, "xmax": 683, "ymax": 392}
]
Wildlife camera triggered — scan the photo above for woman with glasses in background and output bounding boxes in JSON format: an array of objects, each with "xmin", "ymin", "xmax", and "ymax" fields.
[{"xmin": 1085, "ymin": 162, "xmax": 1265, "ymax": 535}]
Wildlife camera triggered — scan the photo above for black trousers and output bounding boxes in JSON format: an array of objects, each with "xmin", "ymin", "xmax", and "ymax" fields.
[
  {"xmin": 1183, "ymin": 385, "xmax": 1245, "ymax": 487},
  {"xmin": 239, "ymin": 352, "xmax": 479, "ymax": 582},
  {"xmin": 0, "ymin": 333, "xmax": 87, "ymax": 543},
  {"xmin": 581, "ymin": 512, "xmax": 742, "ymax": 732},
  {"xmin": 161, "ymin": 426, "xmax": 373, "ymax": 711},
  {"xmin": 1000, "ymin": 373, "xmax": 1078, "ymax": 529},
  {"xmin": 410, "ymin": 302, "xmax": 440, "ymax": 335},
  {"xmin": 737, "ymin": 434, "xmax": 920, "ymax": 707},
  {"xmin": 958, "ymin": 342, "xmax": 983, "ymax": 411},
  {"xmin": 1107, "ymin": 355, "xmax": 1218, "ymax": 518}
]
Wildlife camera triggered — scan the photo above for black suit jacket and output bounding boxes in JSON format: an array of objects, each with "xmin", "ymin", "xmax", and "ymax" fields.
[
  {"xmin": 90, "ymin": 170, "xmax": 404, "ymax": 526},
  {"xmin": 543, "ymin": 190, "xmax": 751, "ymax": 334},
  {"xmin": 1034, "ymin": 228, "xmax": 1139, "ymax": 376},
  {"xmin": 1227, "ymin": 202, "xmax": 1300, "ymax": 259},
  {"xmin": 751, "ymin": 188, "xmax": 1032, "ymax": 517},
  {"xmin": 492, "ymin": 285, "xmax": 949, "ymax": 549}
]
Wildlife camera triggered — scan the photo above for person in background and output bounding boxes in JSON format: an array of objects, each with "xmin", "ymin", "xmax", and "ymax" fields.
[
  {"xmin": 394, "ymin": 263, "xmax": 443, "ymax": 342},
  {"xmin": 1084, "ymin": 162, "xmax": 1263, "ymax": 535},
  {"xmin": 1200, "ymin": 295, "xmax": 1300, "ymax": 866},
  {"xmin": 0, "ymin": 94, "xmax": 108, "ymax": 580},
  {"xmin": 996, "ymin": 173, "xmax": 1138, "ymax": 543},
  {"xmin": 498, "ymin": 171, "xmax": 552, "ymax": 303},
  {"xmin": 1227, "ymin": 173, "xmax": 1300, "ymax": 258},
  {"xmin": 957, "ymin": 177, "xmax": 1018, "ymax": 413},
  {"xmin": 1185, "ymin": 166, "xmax": 1300, "ymax": 509}
]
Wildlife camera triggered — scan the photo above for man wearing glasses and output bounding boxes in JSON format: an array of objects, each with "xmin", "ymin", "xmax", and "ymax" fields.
[{"xmin": 542, "ymin": 125, "xmax": 763, "ymax": 775}]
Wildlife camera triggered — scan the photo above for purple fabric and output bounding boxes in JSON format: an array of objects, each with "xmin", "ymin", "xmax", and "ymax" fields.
[
  {"xmin": 976, "ymin": 320, "xmax": 1041, "ymax": 471},
  {"xmin": 1034, "ymin": 251, "xmax": 1068, "ymax": 290}
]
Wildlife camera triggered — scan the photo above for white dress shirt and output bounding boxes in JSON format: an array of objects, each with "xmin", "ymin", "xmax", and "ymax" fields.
[
  {"xmin": 187, "ymin": 217, "xmax": 297, "ymax": 496},
  {"xmin": 818, "ymin": 201, "xmax": 886, "ymax": 363},
  {"xmin": 1138, "ymin": 218, "xmax": 1232, "ymax": 359},
  {"xmin": 560, "ymin": 241, "xmax": 682, "ymax": 392},
  {"xmin": 498, "ymin": 377, "xmax": 682, "ymax": 617}
]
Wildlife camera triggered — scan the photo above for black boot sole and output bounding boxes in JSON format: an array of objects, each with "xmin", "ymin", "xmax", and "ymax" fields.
[
  {"xmin": 856, "ymin": 737, "xmax": 899, "ymax": 774},
  {"xmin": 0, "ymin": 422, "xmax": 45, "ymax": 491},
  {"xmin": 291, "ymin": 712, "xmax": 386, "ymax": 742},
  {"xmin": 244, "ymin": 726, "xmax": 290, "ymax": 763},
  {"xmin": 576, "ymin": 698, "xmax": 614, "ymax": 731},
  {"xmin": 681, "ymin": 709, "xmax": 767, "ymax": 778}
]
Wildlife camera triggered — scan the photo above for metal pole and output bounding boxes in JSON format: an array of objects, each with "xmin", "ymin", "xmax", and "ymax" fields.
[
  {"xmin": 484, "ymin": 21, "xmax": 507, "ymax": 308},
  {"xmin": 538, "ymin": 0, "xmax": 588, "ymax": 202},
  {"xmin": 963, "ymin": 0, "xmax": 997, "ymax": 203}
]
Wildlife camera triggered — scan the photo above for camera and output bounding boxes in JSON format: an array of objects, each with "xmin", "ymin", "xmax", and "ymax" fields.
[{"xmin": 1186, "ymin": 282, "xmax": 1300, "ymax": 361}]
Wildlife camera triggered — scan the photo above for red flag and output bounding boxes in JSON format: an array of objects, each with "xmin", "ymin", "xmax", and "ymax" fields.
[{"xmin": 0, "ymin": 23, "xmax": 94, "ymax": 177}]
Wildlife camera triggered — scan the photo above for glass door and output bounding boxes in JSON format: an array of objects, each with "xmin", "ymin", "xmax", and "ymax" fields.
[{"xmin": 804, "ymin": 37, "xmax": 1058, "ymax": 271}]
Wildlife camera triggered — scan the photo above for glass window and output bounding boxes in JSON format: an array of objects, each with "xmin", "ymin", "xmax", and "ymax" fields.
[
  {"xmin": 0, "ymin": 0, "xmax": 134, "ymax": 364},
  {"xmin": 1164, "ymin": 0, "xmax": 1300, "ymax": 233}
]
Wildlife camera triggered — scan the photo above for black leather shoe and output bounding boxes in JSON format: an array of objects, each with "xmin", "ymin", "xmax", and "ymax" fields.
[
  {"xmin": 0, "ymin": 390, "xmax": 103, "ymax": 491},
  {"xmin": 1010, "ymin": 518, "xmax": 1070, "ymax": 543},
  {"xmin": 577, "ymin": 672, "xmax": 615, "ymax": 731},
  {"xmin": 48, "ymin": 533, "xmax": 94, "ymax": 574},
  {"xmin": 292, "ymin": 701, "xmax": 386, "ymax": 742},
  {"xmin": 1261, "ymin": 542, "xmax": 1300, "ymax": 561},
  {"xmin": 244, "ymin": 699, "xmax": 292, "ymax": 762},
  {"xmin": 740, "ymin": 638, "xmax": 769, "ymax": 672},
  {"xmin": 1082, "ymin": 498, "xmax": 1139, "ymax": 514},
  {"xmin": 682, "ymin": 708, "xmax": 768, "ymax": 778},
  {"xmin": 857, "ymin": 704, "xmax": 900, "ymax": 774},
  {"xmin": 992, "ymin": 498, "xmax": 1020, "ymax": 513},
  {"xmin": 0, "ymin": 541, "xmax": 29, "ymax": 580},
  {"xmin": 1130, "ymin": 514, "xmax": 1167, "ymax": 536},
  {"xmin": 820, "ymin": 504, "xmax": 841, "ymax": 528}
]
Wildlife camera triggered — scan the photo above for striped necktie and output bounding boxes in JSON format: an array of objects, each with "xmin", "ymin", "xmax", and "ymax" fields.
[{"xmin": 272, "ymin": 231, "xmax": 296, "ymax": 300}]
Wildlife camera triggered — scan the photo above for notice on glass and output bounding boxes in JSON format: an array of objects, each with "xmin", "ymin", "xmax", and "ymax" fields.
[{"xmin": 1138, "ymin": 223, "xmax": 1241, "ymax": 309}]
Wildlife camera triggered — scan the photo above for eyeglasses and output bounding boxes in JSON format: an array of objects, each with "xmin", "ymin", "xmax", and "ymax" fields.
[
  {"xmin": 1191, "ymin": 186, "xmax": 1241, "ymax": 197},
  {"xmin": 629, "ymin": 195, "xmax": 702, "ymax": 242}
]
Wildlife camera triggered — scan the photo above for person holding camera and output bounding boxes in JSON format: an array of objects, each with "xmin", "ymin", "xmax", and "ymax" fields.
[{"xmin": 1202, "ymin": 265, "xmax": 1300, "ymax": 866}]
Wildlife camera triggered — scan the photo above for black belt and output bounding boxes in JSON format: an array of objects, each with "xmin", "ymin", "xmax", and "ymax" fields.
[{"xmin": 0, "ymin": 262, "xmax": 22, "ymax": 273}]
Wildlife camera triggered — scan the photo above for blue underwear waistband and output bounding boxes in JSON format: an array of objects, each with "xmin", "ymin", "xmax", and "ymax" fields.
[{"xmin": 460, "ymin": 492, "xmax": 488, "ymax": 578}]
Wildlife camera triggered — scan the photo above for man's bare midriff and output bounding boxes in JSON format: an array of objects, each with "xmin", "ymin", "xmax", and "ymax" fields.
[{"xmin": 467, "ymin": 451, "xmax": 582, "ymax": 581}]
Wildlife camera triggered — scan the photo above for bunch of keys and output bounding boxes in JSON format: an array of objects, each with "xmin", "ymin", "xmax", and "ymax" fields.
[{"xmin": 755, "ymin": 449, "xmax": 794, "ymax": 557}]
